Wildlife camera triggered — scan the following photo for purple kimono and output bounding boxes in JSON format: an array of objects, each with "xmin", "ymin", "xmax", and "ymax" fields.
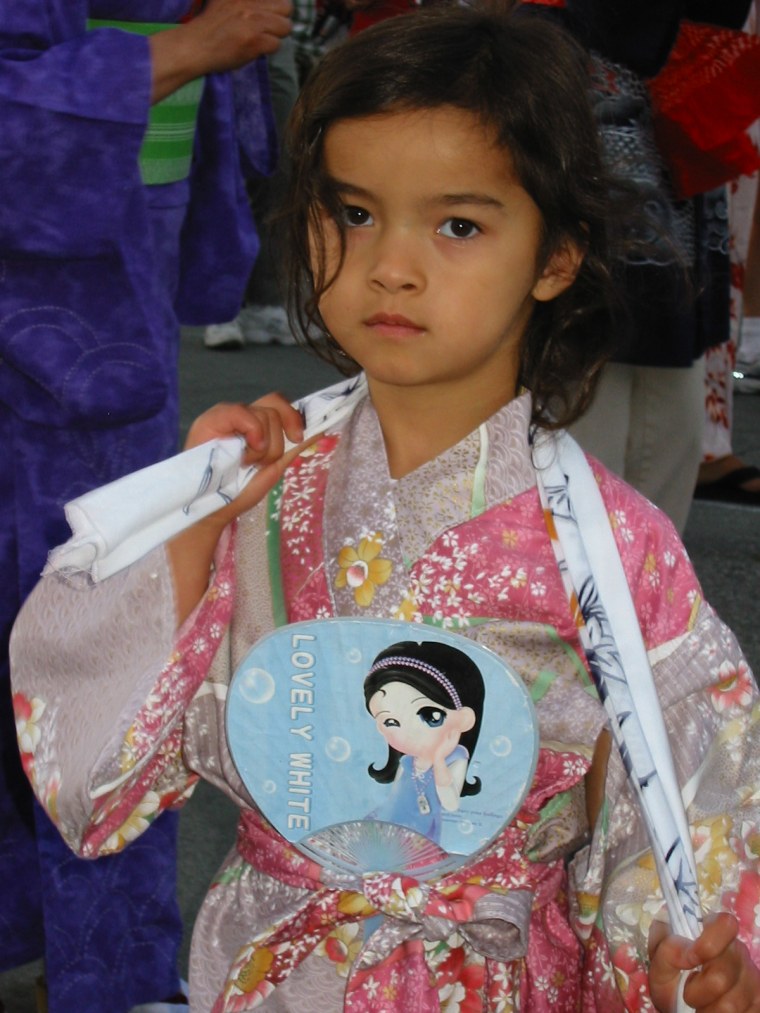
[{"xmin": 0, "ymin": 2, "xmax": 272, "ymax": 1008}]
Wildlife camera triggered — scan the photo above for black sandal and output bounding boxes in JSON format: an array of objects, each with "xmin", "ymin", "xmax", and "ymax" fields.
[{"xmin": 694, "ymin": 465, "xmax": 760, "ymax": 505}]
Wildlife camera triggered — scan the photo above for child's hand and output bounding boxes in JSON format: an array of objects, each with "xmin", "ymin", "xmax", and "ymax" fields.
[
  {"xmin": 648, "ymin": 912, "xmax": 760, "ymax": 1012},
  {"xmin": 169, "ymin": 394, "xmax": 307, "ymax": 623},
  {"xmin": 184, "ymin": 393, "xmax": 305, "ymax": 462},
  {"xmin": 432, "ymin": 727, "xmax": 460, "ymax": 770},
  {"xmin": 183, "ymin": 392, "xmax": 307, "ymax": 524}
]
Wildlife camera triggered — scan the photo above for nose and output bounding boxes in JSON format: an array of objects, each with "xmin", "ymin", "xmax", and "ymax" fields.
[{"xmin": 368, "ymin": 227, "xmax": 425, "ymax": 294}]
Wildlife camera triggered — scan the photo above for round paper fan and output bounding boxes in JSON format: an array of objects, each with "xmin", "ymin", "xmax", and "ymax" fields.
[{"xmin": 300, "ymin": 819, "xmax": 451, "ymax": 878}]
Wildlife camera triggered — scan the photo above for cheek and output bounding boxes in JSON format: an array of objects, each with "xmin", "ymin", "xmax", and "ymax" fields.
[
  {"xmin": 380, "ymin": 724, "xmax": 416, "ymax": 756},
  {"xmin": 398, "ymin": 724, "xmax": 441, "ymax": 756}
]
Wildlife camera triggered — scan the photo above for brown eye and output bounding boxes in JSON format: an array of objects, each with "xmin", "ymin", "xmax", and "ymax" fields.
[
  {"xmin": 342, "ymin": 205, "xmax": 373, "ymax": 227},
  {"xmin": 438, "ymin": 218, "xmax": 480, "ymax": 239}
]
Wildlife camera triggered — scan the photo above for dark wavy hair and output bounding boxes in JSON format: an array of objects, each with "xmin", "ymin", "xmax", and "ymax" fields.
[
  {"xmin": 363, "ymin": 640, "xmax": 485, "ymax": 797},
  {"xmin": 281, "ymin": 3, "xmax": 627, "ymax": 428}
]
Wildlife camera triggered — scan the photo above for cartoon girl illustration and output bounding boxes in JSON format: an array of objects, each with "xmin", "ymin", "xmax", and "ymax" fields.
[{"xmin": 363, "ymin": 640, "xmax": 485, "ymax": 845}]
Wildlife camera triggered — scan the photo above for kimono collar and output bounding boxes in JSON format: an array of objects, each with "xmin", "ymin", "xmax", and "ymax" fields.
[{"xmin": 322, "ymin": 389, "xmax": 539, "ymax": 621}]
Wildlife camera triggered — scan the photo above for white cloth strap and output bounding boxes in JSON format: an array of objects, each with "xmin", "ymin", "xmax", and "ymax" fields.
[
  {"xmin": 45, "ymin": 375, "xmax": 368, "ymax": 581},
  {"xmin": 534, "ymin": 430, "xmax": 702, "ymax": 947}
]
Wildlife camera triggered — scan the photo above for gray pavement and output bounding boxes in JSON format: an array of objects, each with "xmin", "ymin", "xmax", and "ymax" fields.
[{"xmin": 2, "ymin": 328, "xmax": 758, "ymax": 1010}]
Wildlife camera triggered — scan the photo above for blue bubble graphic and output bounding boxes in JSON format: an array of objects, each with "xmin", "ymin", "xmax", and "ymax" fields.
[
  {"xmin": 238, "ymin": 667, "xmax": 275, "ymax": 705},
  {"xmin": 325, "ymin": 736, "xmax": 351, "ymax": 762},
  {"xmin": 490, "ymin": 735, "xmax": 513, "ymax": 757}
]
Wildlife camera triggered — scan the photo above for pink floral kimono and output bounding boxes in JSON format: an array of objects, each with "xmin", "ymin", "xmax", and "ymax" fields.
[{"xmin": 10, "ymin": 392, "xmax": 760, "ymax": 1011}]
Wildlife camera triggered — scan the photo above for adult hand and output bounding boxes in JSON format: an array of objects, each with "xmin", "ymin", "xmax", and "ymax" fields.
[
  {"xmin": 648, "ymin": 912, "xmax": 760, "ymax": 1012},
  {"xmin": 150, "ymin": 0, "xmax": 293, "ymax": 102}
]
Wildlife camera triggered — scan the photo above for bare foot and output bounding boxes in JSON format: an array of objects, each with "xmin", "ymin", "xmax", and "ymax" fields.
[{"xmin": 697, "ymin": 455, "xmax": 760, "ymax": 494}]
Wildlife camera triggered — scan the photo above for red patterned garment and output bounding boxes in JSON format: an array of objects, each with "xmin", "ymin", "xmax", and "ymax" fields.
[
  {"xmin": 10, "ymin": 392, "xmax": 760, "ymax": 1010},
  {"xmin": 648, "ymin": 20, "xmax": 760, "ymax": 198}
]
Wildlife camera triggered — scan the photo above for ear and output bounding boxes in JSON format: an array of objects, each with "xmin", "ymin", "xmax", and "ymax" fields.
[
  {"xmin": 532, "ymin": 238, "xmax": 585, "ymax": 303},
  {"xmin": 454, "ymin": 706, "xmax": 476, "ymax": 735}
]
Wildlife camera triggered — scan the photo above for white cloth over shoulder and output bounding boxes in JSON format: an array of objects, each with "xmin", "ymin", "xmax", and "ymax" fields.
[
  {"xmin": 45, "ymin": 374, "xmax": 367, "ymax": 581},
  {"xmin": 534, "ymin": 430, "xmax": 702, "ymax": 951}
]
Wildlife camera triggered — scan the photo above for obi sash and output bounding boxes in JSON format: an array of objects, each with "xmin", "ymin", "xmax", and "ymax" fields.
[{"xmin": 87, "ymin": 19, "xmax": 205, "ymax": 185}]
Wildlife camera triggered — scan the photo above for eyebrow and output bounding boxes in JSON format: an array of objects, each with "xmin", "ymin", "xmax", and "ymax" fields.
[
  {"xmin": 438, "ymin": 193, "xmax": 505, "ymax": 210},
  {"xmin": 328, "ymin": 177, "xmax": 505, "ymax": 212}
]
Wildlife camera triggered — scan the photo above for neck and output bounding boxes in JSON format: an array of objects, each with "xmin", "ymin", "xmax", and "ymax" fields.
[{"xmin": 368, "ymin": 379, "xmax": 517, "ymax": 478}]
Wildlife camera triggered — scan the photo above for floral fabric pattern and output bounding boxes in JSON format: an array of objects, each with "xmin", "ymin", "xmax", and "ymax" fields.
[
  {"xmin": 10, "ymin": 390, "xmax": 760, "ymax": 1011},
  {"xmin": 335, "ymin": 535, "xmax": 393, "ymax": 607}
]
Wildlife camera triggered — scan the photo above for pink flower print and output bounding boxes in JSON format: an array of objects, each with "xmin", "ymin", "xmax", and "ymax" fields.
[
  {"xmin": 436, "ymin": 946, "xmax": 486, "ymax": 1012},
  {"xmin": 316, "ymin": 924, "xmax": 363, "ymax": 978},
  {"xmin": 723, "ymin": 869, "xmax": 760, "ymax": 964},
  {"xmin": 611, "ymin": 943, "xmax": 649, "ymax": 1011},
  {"xmin": 709, "ymin": 659, "xmax": 755, "ymax": 713},
  {"xmin": 13, "ymin": 692, "xmax": 45, "ymax": 778}
]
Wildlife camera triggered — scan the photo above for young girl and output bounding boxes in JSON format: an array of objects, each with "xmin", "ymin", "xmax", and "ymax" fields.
[
  {"xmin": 364, "ymin": 640, "xmax": 484, "ymax": 844},
  {"xmin": 10, "ymin": 7, "xmax": 760, "ymax": 1011}
]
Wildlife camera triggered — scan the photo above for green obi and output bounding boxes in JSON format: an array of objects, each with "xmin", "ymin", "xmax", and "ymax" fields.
[{"xmin": 88, "ymin": 19, "xmax": 205, "ymax": 185}]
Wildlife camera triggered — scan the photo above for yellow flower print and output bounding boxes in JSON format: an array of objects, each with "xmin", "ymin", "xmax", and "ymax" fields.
[
  {"xmin": 236, "ymin": 947, "xmax": 275, "ymax": 993},
  {"xmin": 693, "ymin": 816, "xmax": 739, "ymax": 898},
  {"xmin": 574, "ymin": 891, "xmax": 601, "ymax": 935},
  {"xmin": 337, "ymin": 892, "xmax": 377, "ymax": 917},
  {"xmin": 393, "ymin": 592, "xmax": 419, "ymax": 622},
  {"xmin": 335, "ymin": 535, "xmax": 392, "ymax": 607},
  {"xmin": 102, "ymin": 791, "xmax": 161, "ymax": 853}
]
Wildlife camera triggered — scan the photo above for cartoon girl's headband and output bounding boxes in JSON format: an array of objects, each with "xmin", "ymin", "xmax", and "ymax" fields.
[{"xmin": 367, "ymin": 656, "xmax": 462, "ymax": 710}]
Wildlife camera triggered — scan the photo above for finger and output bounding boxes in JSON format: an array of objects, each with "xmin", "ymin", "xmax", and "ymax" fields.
[
  {"xmin": 244, "ymin": 0, "xmax": 293, "ymax": 15},
  {"xmin": 648, "ymin": 920, "xmax": 695, "ymax": 970},
  {"xmin": 688, "ymin": 913, "xmax": 739, "ymax": 966},
  {"xmin": 184, "ymin": 395, "xmax": 303, "ymax": 455},
  {"xmin": 683, "ymin": 937, "xmax": 760, "ymax": 1012},
  {"xmin": 648, "ymin": 922, "xmax": 695, "ymax": 1012},
  {"xmin": 245, "ymin": 393, "xmax": 305, "ymax": 448},
  {"xmin": 241, "ymin": 14, "xmax": 293, "ymax": 45},
  {"xmin": 184, "ymin": 401, "xmax": 269, "ymax": 450},
  {"xmin": 234, "ymin": 408, "xmax": 296, "ymax": 467},
  {"xmin": 227, "ymin": 430, "xmax": 318, "ymax": 517},
  {"xmin": 254, "ymin": 0, "xmax": 293, "ymax": 17}
]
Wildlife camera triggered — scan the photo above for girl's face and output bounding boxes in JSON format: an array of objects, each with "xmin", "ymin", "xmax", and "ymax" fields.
[
  {"xmin": 368, "ymin": 679, "xmax": 474, "ymax": 765},
  {"xmin": 312, "ymin": 105, "xmax": 579, "ymax": 418}
]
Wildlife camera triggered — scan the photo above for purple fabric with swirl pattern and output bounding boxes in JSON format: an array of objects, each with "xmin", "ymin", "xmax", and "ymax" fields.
[{"xmin": 0, "ymin": 2, "xmax": 271, "ymax": 1008}]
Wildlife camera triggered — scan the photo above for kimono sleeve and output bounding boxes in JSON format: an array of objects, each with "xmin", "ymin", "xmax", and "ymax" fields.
[
  {"xmin": 571, "ymin": 481, "xmax": 760, "ymax": 1005},
  {"xmin": 8, "ymin": 530, "xmax": 237, "ymax": 858},
  {"xmin": 0, "ymin": 25, "xmax": 150, "ymax": 256}
]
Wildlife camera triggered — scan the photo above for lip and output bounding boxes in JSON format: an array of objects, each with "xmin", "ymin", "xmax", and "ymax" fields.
[{"xmin": 364, "ymin": 312, "xmax": 425, "ymax": 336}]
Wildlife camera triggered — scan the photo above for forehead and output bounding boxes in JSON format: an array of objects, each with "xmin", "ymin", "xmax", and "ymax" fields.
[
  {"xmin": 369, "ymin": 679, "xmax": 438, "ymax": 712},
  {"xmin": 321, "ymin": 106, "xmax": 517, "ymax": 194}
]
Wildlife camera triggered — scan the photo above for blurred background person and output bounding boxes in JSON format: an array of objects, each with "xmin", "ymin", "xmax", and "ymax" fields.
[
  {"xmin": 697, "ymin": 2, "xmax": 760, "ymax": 504},
  {"xmin": 0, "ymin": 0, "xmax": 290, "ymax": 1009},
  {"xmin": 523, "ymin": 0, "xmax": 759, "ymax": 533}
]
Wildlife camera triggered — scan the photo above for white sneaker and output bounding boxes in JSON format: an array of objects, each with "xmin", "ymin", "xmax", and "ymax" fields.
[
  {"xmin": 238, "ymin": 304, "xmax": 297, "ymax": 346},
  {"xmin": 203, "ymin": 318, "xmax": 245, "ymax": 350},
  {"xmin": 735, "ymin": 318, "xmax": 760, "ymax": 393},
  {"xmin": 733, "ymin": 356, "xmax": 760, "ymax": 394}
]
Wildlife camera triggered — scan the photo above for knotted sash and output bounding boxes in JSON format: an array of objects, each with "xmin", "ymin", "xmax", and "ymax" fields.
[{"xmin": 224, "ymin": 745, "xmax": 585, "ymax": 1011}]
